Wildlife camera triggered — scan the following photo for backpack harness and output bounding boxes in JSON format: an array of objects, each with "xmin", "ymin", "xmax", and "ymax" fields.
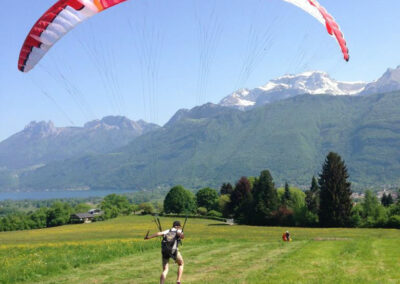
[{"xmin": 162, "ymin": 229, "xmax": 179, "ymax": 259}]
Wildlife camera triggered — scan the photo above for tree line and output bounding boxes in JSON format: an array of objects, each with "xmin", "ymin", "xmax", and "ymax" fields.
[
  {"xmin": 163, "ymin": 152, "xmax": 400, "ymax": 228},
  {"xmin": 0, "ymin": 194, "xmax": 157, "ymax": 232},
  {"xmin": 1, "ymin": 152, "xmax": 399, "ymax": 231}
]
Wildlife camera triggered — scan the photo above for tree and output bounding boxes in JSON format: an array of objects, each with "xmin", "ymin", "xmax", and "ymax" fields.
[
  {"xmin": 305, "ymin": 176, "xmax": 320, "ymax": 214},
  {"xmin": 153, "ymin": 201, "xmax": 164, "ymax": 213},
  {"xmin": 220, "ymin": 183, "xmax": 234, "ymax": 195},
  {"xmin": 387, "ymin": 194, "xmax": 394, "ymax": 206},
  {"xmin": 247, "ymin": 177, "xmax": 256, "ymax": 189},
  {"xmin": 74, "ymin": 203, "xmax": 92, "ymax": 214},
  {"xmin": 381, "ymin": 193, "xmax": 394, "ymax": 207},
  {"xmin": 349, "ymin": 204, "xmax": 362, "ymax": 227},
  {"xmin": 275, "ymin": 206, "xmax": 294, "ymax": 226},
  {"xmin": 47, "ymin": 202, "xmax": 72, "ymax": 227},
  {"xmin": 361, "ymin": 190, "xmax": 388, "ymax": 227},
  {"xmin": 318, "ymin": 152, "xmax": 353, "ymax": 227},
  {"xmin": 30, "ymin": 208, "xmax": 48, "ymax": 229},
  {"xmin": 103, "ymin": 206, "xmax": 119, "ymax": 220},
  {"xmin": 281, "ymin": 182, "xmax": 292, "ymax": 207},
  {"xmin": 362, "ymin": 190, "xmax": 380, "ymax": 218},
  {"xmin": 131, "ymin": 204, "xmax": 140, "ymax": 215},
  {"xmin": 101, "ymin": 194, "xmax": 131, "ymax": 215},
  {"xmin": 277, "ymin": 187, "xmax": 306, "ymax": 210},
  {"xmin": 397, "ymin": 189, "xmax": 400, "ymax": 205},
  {"xmin": 229, "ymin": 177, "xmax": 253, "ymax": 223},
  {"xmin": 196, "ymin": 188, "xmax": 219, "ymax": 211},
  {"xmin": 381, "ymin": 193, "xmax": 387, "ymax": 206},
  {"xmin": 218, "ymin": 194, "xmax": 231, "ymax": 218},
  {"xmin": 164, "ymin": 185, "xmax": 196, "ymax": 214},
  {"xmin": 252, "ymin": 170, "xmax": 278, "ymax": 225},
  {"xmin": 139, "ymin": 203, "xmax": 154, "ymax": 215}
]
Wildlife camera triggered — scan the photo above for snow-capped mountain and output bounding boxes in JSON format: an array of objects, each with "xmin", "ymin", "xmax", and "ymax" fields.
[
  {"xmin": 361, "ymin": 66, "xmax": 400, "ymax": 96},
  {"xmin": 219, "ymin": 71, "xmax": 367, "ymax": 109}
]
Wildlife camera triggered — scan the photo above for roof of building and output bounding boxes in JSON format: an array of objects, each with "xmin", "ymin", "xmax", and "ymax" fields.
[{"xmin": 72, "ymin": 213, "xmax": 96, "ymax": 219}]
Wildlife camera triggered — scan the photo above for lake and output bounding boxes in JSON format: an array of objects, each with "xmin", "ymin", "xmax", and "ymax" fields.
[{"xmin": 0, "ymin": 189, "xmax": 134, "ymax": 201}]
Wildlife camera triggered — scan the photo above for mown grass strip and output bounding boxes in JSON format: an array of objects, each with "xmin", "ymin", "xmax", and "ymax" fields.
[{"xmin": 0, "ymin": 216, "xmax": 399, "ymax": 284}]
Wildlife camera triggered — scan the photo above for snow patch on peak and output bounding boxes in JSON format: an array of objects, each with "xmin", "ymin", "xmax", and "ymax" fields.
[
  {"xmin": 219, "ymin": 71, "xmax": 367, "ymax": 109},
  {"xmin": 361, "ymin": 65, "xmax": 400, "ymax": 96},
  {"xmin": 220, "ymin": 89, "xmax": 255, "ymax": 109},
  {"xmin": 299, "ymin": 70, "xmax": 327, "ymax": 77}
]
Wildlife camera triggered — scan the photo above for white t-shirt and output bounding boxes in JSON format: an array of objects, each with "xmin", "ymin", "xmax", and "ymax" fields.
[{"xmin": 161, "ymin": 228, "xmax": 182, "ymax": 235}]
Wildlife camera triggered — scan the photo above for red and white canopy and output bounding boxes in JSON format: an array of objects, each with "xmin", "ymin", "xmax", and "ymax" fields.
[
  {"xmin": 18, "ymin": 0, "xmax": 127, "ymax": 72},
  {"xmin": 18, "ymin": 0, "xmax": 349, "ymax": 73},
  {"xmin": 282, "ymin": 0, "xmax": 349, "ymax": 62}
]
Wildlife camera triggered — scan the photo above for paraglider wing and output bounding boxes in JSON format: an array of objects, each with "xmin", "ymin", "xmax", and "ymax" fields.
[
  {"xmin": 18, "ymin": 0, "xmax": 127, "ymax": 72},
  {"xmin": 281, "ymin": 0, "xmax": 349, "ymax": 61},
  {"xmin": 19, "ymin": 0, "xmax": 349, "ymax": 73}
]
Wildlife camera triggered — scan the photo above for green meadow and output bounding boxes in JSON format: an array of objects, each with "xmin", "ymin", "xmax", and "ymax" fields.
[{"xmin": 0, "ymin": 216, "xmax": 399, "ymax": 284}]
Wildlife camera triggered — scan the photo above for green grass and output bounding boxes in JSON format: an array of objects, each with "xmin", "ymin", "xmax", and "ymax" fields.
[{"xmin": 0, "ymin": 216, "xmax": 399, "ymax": 283}]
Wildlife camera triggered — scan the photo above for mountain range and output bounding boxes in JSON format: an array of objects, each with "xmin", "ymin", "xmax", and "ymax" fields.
[
  {"xmin": 15, "ymin": 90, "xmax": 400, "ymax": 191},
  {"xmin": 0, "ymin": 116, "xmax": 159, "ymax": 170},
  {"xmin": 219, "ymin": 66, "xmax": 400, "ymax": 109},
  {"xmin": 2, "ymin": 66, "xmax": 400, "ymax": 191}
]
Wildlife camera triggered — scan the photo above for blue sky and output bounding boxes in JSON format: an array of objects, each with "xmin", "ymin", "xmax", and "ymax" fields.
[{"xmin": 1, "ymin": 0, "xmax": 400, "ymax": 141}]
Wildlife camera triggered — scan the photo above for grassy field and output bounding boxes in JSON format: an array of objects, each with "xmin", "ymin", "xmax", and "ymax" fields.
[{"xmin": 0, "ymin": 216, "xmax": 399, "ymax": 284}]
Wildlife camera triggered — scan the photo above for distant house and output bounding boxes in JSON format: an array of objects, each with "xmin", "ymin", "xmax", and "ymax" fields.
[
  {"xmin": 71, "ymin": 209, "xmax": 103, "ymax": 224},
  {"xmin": 88, "ymin": 209, "xmax": 102, "ymax": 215}
]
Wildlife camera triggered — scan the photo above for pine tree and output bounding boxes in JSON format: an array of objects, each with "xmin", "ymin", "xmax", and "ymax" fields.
[
  {"xmin": 220, "ymin": 183, "xmax": 234, "ymax": 195},
  {"xmin": 305, "ymin": 176, "xmax": 320, "ymax": 214},
  {"xmin": 229, "ymin": 177, "xmax": 253, "ymax": 223},
  {"xmin": 382, "ymin": 193, "xmax": 394, "ymax": 207},
  {"xmin": 381, "ymin": 193, "xmax": 388, "ymax": 207},
  {"xmin": 252, "ymin": 170, "xmax": 278, "ymax": 225},
  {"xmin": 387, "ymin": 194, "xmax": 394, "ymax": 206},
  {"xmin": 318, "ymin": 152, "xmax": 353, "ymax": 227},
  {"xmin": 397, "ymin": 189, "xmax": 400, "ymax": 205},
  {"xmin": 281, "ymin": 182, "xmax": 292, "ymax": 207}
]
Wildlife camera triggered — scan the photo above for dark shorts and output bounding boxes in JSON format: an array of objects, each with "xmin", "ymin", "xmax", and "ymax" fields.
[{"xmin": 162, "ymin": 251, "xmax": 183, "ymax": 266}]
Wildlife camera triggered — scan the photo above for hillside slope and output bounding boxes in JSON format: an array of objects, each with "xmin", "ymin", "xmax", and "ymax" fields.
[{"xmin": 17, "ymin": 91, "xmax": 400, "ymax": 190}]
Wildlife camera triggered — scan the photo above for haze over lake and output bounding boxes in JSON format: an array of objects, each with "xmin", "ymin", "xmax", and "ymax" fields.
[{"xmin": 0, "ymin": 189, "xmax": 133, "ymax": 201}]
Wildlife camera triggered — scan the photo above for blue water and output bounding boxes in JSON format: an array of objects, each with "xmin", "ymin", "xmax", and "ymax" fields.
[{"xmin": 0, "ymin": 190, "xmax": 133, "ymax": 201}]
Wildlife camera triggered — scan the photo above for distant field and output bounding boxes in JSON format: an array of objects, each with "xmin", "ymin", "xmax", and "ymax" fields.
[{"xmin": 0, "ymin": 216, "xmax": 399, "ymax": 283}]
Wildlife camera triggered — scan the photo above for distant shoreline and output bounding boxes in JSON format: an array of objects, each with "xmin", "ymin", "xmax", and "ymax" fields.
[{"xmin": 0, "ymin": 189, "xmax": 133, "ymax": 201}]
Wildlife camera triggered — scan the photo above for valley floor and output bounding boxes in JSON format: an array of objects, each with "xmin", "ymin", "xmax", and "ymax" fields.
[{"xmin": 1, "ymin": 216, "xmax": 399, "ymax": 284}]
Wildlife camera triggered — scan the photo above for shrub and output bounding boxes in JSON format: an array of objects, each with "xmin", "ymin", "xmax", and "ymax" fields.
[
  {"xmin": 208, "ymin": 210, "xmax": 222, "ymax": 218},
  {"xmin": 139, "ymin": 203, "xmax": 154, "ymax": 215},
  {"xmin": 197, "ymin": 207, "xmax": 208, "ymax": 216},
  {"xmin": 387, "ymin": 215, "xmax": 400, "ymax": 229},
  {"xmin": 293, "ymin": 206, "xmax": 318, "ymax": 227}
]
